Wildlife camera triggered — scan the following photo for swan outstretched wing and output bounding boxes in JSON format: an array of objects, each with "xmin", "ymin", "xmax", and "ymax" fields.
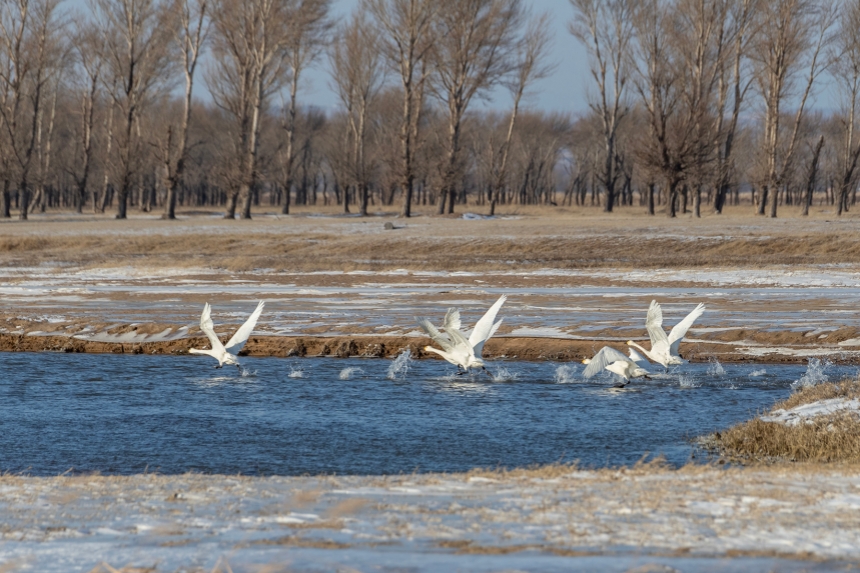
[
  {"xmin": 417, "ymin": 317, "xmax": 454, "ymax": 352},
  {"xmin": 199, "ymin": 303, "xmax": 226, "ymax": 354},
  {"xmin": 628, "ymin": 347, "xmax": 648, "ymax": 363},
  {"xmin": 583, "ymin": 346, "xmax": 628, "ymax": 378},
  {"xmin": 645, "ymin": 300, "xmax": 670, "ymax": 352},
  {"xmin": 225, "ymin": 300, "xmax": 265, "ymax": 355},
  {"xmin": 469, "ymin": 295, "xmax": 507, "ymax": 348},
  {"xmin": 443, "ymin": 308, "xmax": 462, "ymax": 332},
  {"xmin": 668, "ymin": 303, "xmax": 705, "ymax": 355}
]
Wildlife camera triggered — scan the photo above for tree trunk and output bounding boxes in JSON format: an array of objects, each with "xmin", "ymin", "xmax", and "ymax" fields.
[
  {"xmin": 648, "ymin": 183, "xmax": 655, "ymax": 215},
  {"xmin": 802, "ymin": 135, "xmax": 824, "ymax": 217}
]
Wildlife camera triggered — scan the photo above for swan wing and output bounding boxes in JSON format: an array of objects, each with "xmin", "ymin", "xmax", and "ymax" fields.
[
  {"xmin": 199, "ymin": 303, "xmax": 226, "ymax": 354},
  {"xmin": 583, "ymin": 346, "xmax": 628, "ymax": 378},
  {"xmin": 225, "ymin": 300, "xmax": 265, "ymax": 355},
  {"xmin": 416, "ymin": 317, "xmax": 454, "ymax": 352},
  {"xmin": 472, "ymin": 318, "xmax": 502, "ymax": 357},
  {"xmin": 443, "ymin": 308, "xmax": 462, "ymax": 332},
  {"xmin": 468, "ymin": 295, "xmax": 507, "ymax": 348},
  {"xmin": 668, "ymin": 303, "xmax": 705, "ymax": 355},
  {"xmin": 628, "ymin": 347, "xmax": 648, "ymax": 364},
  {"xmin": 446, "ymin": 326, "xmax": 471, "ymax": 350},
  {"xmin": 645, "ymin": 300, "xmax": 670, "ymax": 348}
]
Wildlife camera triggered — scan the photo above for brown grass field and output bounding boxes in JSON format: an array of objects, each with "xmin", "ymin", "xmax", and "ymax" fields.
[{"xmin": 2, "ymin": 204, "xmax": 860, "ymax": 271}]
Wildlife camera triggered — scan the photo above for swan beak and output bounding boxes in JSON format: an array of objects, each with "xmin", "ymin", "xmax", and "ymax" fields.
[{"xmin": 644, "ymin": 375, "xmax": 651, "ymax": 380}]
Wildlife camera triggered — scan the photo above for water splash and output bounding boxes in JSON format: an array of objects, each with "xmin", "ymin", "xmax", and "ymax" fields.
[
  {"xmin": 678, "ymin": 374, "xmax": 700, "ymax": 388},
  {"xmin": 706, "ymin": 357, "xmax": 725, "ymax": 377},
  {"xmin": 554, "ymin": 364, "xmax": 579, "ymax": 384},
  {"xmin": 490, "ymin": 366, "xmax": 519, "ymax": 383},
  {"xmin": 288, "ymin": 365, "xmax": 304, "ymax": 379},
  {"xmin": 749, "ymin": 368, "xmax": 767, "ymax": 377},
  {"xmin": 339, "ymin": 367, "xmax": 363, "ymax": 380},
  {"xmin": 239, "ymin": 368, "xmax": 257, "ymax": 378},
  {"xmin": 791, "ymin": 358, "xmax": 831, "ymax": 390},
  {"xmin": 386, "ymin": 349, "xmax": 412, "ymax": 380}
]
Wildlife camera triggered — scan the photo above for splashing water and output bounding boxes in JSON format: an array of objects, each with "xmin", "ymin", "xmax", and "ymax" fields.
[
  {"xmin": 678, "ymin": 374, "xmax": 700, "ymax": 388},
  {"xmin": 239, "ymin": 368, "xmax": 257, "ymax": 378},
  {"xmin": 339, "ymin": 367, "xmax": 363, "ymax": 380},
  {"xmin": 791, "ymin": 358, "xmax": 830, "ymax": 390},
  {"xmin": 749, "ymin": 368, "xmax": 767, "ymax": 377},
  {"xmin": 706, "ymin": 357, "xmax": 725, "ymax": 377},
  {"xmin": 386, "ymin": 349, "xmax": 412, "ymax": 380},
  {"xmin": 554, "ymin": 364, "xmax": 579, "ymax": 384},
  {"xmin": 288, "ymin": 365, "xmax": 304, "ymax": 379},
  {"xmin": 490, "ymin": 366, "xmax": 519, "ymax": 383}
]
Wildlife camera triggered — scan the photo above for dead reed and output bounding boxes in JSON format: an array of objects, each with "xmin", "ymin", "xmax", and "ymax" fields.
[{"xmin": 712, "ymin": 379, "xmax": 860, "ymax": 464}]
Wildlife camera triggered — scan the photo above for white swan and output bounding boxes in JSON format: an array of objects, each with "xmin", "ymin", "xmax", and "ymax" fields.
[
  {"xmin": 189, "ymin": 301, "xmax": 265, "ymax": 368},
  {"xmin": 417, "ymin": 295, "xmax": 506, "ymax": 373},
  {"xmin": 627, "ymin": 300, "xmax": 704, "ymax": 368},
  {"xmin": 583, "ymin": 346, "xmax": 650, "ymax": 387}
]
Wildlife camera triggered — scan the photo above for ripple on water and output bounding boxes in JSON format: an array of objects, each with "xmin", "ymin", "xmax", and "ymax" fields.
[{"xmin": 0, "ymin": 354, "xmax": 854, "ymax": 475}]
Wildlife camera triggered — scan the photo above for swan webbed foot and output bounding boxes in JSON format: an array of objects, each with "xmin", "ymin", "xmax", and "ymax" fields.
[
  {"xmin": 482, "ymin": 366, "xmax": 493, "ymax": 378},
  {"xmin": 215, "ymin": 365, "xmax": 222, "ymax": 369}
]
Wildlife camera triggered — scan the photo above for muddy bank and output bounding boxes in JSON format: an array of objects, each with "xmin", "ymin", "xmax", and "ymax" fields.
[{"xmin": 0, "ymin": 332, "xmax": 852, "ymax": 364}]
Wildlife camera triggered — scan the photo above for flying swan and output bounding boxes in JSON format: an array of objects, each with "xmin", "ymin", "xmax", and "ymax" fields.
[
  {"xmin": 417, "ymin": 295, "xmax": 506, "ymax": 374},
  {"xmin": 189, "ymin": 301, "xmax": 265, "ymax": 368},
  {"xmin": 582, "ymin": 346, "xmax": 650, "ymax": 387},
  {"xmin": 627, "ymin": 300, "xmax": 705, "ymax": 368}
]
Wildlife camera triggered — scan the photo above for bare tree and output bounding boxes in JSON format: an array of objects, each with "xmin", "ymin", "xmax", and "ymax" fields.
[
  {"xmin": 750, "ymin": 0, "xmax": 834, "ymax": 218},
  {"xmin": 328, "ymin": 11, "xmax": 385, "ymax": 216},
  {"xmin": 430, "ymin": 0, "xmax": 522, "ymax": 215},
  {"xmin": 831, "ymin": 0, "xmax": 860, "ymax": 216},
  {"xmin": 0, "ymin": 0, "xmax": 64, "ymax": 220},
  {"xmin": 488, "ymin": 10, "xmax": 554, "ymax": 215},
  {"xmin": 208, "ymin": 0, "xmax": 292, "ymax": 219},
  {"xmin": 713, "ymin": 0, "xmax": 759, "ymax": 214},
  {"xmin": 93, "ymin": 0, "xmax": 175, "ymax": 219},
  {"xmin": 160, "ymin": 0, "xmax": 208, "ymax": 220},
  {"xmin": 367, "ymin": 0, "xmax": 438, "ymax": 218},
  {"xmin": 631, "ymin": 0, "xmax": 713, "ymax": 218},
  {"xmin": 278, "ymin": 0, "xmax": 330, "ymax": 215},
  {"xmin": 569, "ymin": 0, "xmax": 633, "ymax": 213},
  {"xmin": 69, "ymin": 16, "xmax": 105, "ymax": 214}
]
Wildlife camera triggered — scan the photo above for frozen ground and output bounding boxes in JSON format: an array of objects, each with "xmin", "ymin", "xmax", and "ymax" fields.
[
  {"xmin": 4, "ymin": 265, "xmax": 860, "ymax": 360},
  {"xmin": 2, "ymin": 467, "xmax": 859, "ymax": 572}
]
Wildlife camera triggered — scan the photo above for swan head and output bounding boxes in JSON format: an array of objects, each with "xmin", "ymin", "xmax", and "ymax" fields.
[
  {"xmin": 666, "ymin": 356, "xmax": 685, "ymax": 366},
  {"xmin": 626, "ymin": 340, "xmax": 635, "ymax": 346},
  {"xmin": 632, "ymin": 366, "xmax": 650, "ymax": 377}
]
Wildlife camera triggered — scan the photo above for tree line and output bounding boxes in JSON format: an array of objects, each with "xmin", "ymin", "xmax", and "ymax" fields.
[{"xmin": 1, "ymin": 0, "xmax": 859, "ymax": 221}]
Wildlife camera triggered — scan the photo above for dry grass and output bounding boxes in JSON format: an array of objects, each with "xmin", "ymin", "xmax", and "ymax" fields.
[
  {"xmin": 4, "ymin": 209, "xmax": 860, "ymax": 272},
  {"xmin": 713, "ymin": 379, "xmax": 860, "ymax": 464}
]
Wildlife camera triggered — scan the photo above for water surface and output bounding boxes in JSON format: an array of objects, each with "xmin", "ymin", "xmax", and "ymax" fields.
[{"xmin": 0, "ymin": 353, "xmax": 849, "ymax": 475}]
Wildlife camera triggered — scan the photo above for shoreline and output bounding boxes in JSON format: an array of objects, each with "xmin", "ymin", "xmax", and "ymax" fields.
[{"xmin": 0, "ymin": 332, "xmax": 852, "ymax": 364}]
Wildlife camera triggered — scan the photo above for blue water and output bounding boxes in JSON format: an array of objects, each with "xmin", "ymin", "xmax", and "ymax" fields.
[{"xmin": 0, "ymin": 353, "xmax": 852, "ymax": 476}]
